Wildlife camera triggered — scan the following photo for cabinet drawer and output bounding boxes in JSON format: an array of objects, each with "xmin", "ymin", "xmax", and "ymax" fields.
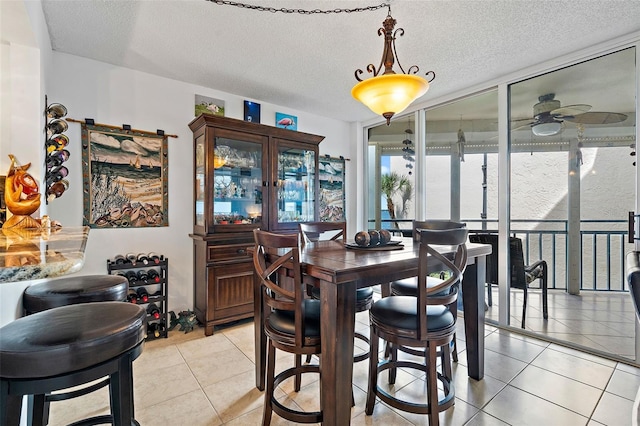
[{"xmin": 207, "ymin": 243, "xmax": 252, "ymax": 262}]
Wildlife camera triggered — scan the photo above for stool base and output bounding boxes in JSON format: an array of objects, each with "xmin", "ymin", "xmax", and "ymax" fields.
[{"xmin": 1, "ymin": 343, "xmax": 143, "ymax": 426}]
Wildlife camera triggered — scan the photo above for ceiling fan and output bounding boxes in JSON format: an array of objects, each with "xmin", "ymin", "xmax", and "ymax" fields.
[{"xmin": 512, "ymin": 93, "xmax": 628, "ymax": 136}]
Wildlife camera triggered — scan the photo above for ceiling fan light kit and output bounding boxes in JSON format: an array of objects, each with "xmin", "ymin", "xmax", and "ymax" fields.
[
  {"xmin": 532, "ymin": 121, "xmax": 563, "ymax": 136},
  {"xmin": 352, "ymin": 7, "xmax": 435, "ymax": 125}
]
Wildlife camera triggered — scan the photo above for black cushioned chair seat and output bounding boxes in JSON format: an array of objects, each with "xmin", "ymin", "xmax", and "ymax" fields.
[
  {"xmin": 23, "ymin": 275, "xmax": 128, "ymax": 313},
  {"xmin": 370, "ymin": 296, "xmax": 454, "ymax": 331},
  {"xmin": 0, "ymin": 302, "xmax": 146, "ymax": 379},
  {"xmin": 311, "ymin": 286, "xmax": 374, "ymax": 301},
  {"xmin": 269, "ymin": 299, "xmax": 321, "ymax": 337},
  {"xmin": 391, "ymin": 276, "xmax": 451, "ymax": 297}
]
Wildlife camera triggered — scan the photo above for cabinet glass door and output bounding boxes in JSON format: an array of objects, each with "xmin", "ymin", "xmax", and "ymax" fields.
[
  {"xmin": 213, "ymin": 136, "xmax": 263, "ymax": 227},
  {"xmin": 195, "ymin": 136, "xmax": 206, "ymax": 227},
  {"xmin": 276, "ymin": 143, "xmax": 316, "ymax": 225}
]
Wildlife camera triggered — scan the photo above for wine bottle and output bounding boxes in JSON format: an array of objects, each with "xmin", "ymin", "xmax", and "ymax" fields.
[
  {"xmin": 125, "ymin": 253, "xmax": 137, "ymax": 264},
  {"xmin": 136, "ymin": 253, "xmax": 149, "ymax": 265},
  {"xmin": 147, "ymin": 303, "xmax": 161, "ymax": 320},
  {"xmin": 147, "ymin": 321, "xmax": 165, "ymax": 338},
  {"xmin": 46, "ymin": 103, "xmax": 68, "ymax": 119},
  {"xmin": 136, "ymin": 287, "xmax": 149, "ymax": 303},
  {"xmin": 45, "ymin": 150, "xmax": 70, "ymax": 169},
  {"xmin": 124, "ymin": 271, "xmax": 138, "ymax": 285},
  {"xmin": 126, "ymin": 288, "xmax": 138, "ymax": 304},
  {"xmin": 147, "ymin": 322, "xmax": 161, "ymax": 338},
  {"xmin": 45, "ymin": 165, "xmax": 69, "ymax": 185},
  {"xmin": 137, "ymin": 270, "xmax": 149, "ymax": 284},
  {"xmin": 45, "ymin": 134, "xmax": 69, "ymax": 153},
  {"xmin": 114, "ymin": 254, "xmax": 126, "ymax": 264},
  {"xmin": 46, "ymin": 179, "xmax": 69, "ymax": 202},
  {"xmin": 148, "ymin": 269, "xmax": 161, "ymax": 283},
  {"xmin": 148, "ymin": 252, "xmax": 162, "ymax": 264},
  {"xmin": 46, "ymin": 119, "xmax": 68, "ymax": 138}
]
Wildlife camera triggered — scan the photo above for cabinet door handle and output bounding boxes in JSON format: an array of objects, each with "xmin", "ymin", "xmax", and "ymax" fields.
[
  {"xmin": 273, "ymin": 181, "xmax": 278, "ymax": 187},
  {"xmin": 263, "ymin": 181, "xmax": 268, "ymax": 187},
  {"xmin": 237, "ymin": 248, "xmax": 247, "ymax": 255}
]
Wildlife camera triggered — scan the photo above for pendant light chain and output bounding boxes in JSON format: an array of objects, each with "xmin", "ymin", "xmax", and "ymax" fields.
[{"xmin": 206, "ymin": 0, "xmax": 389, "ymax": 15}]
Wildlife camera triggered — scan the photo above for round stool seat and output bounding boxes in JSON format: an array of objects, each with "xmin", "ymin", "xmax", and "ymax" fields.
[
  {"xmin": 23, "ymin": 275, "xmax": 128, "ymax": 313},
  {"xmin": 0, "ymin": 302, "xmax": 146, "ymax": 379}
]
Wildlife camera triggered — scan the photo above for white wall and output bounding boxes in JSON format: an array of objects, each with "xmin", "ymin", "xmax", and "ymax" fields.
[{"xmin": 45, "ymin": 52, "xmax": 354, "ymax": 312}]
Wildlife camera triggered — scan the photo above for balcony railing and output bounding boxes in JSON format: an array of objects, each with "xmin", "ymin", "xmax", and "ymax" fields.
[{"xmin": 369, "ymin": 218, "xmax": 632, "ymax": 292}]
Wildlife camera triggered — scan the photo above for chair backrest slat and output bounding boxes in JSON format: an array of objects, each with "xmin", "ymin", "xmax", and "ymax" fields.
[
  {"xmin": 415, "ymin": 222, "xmax": 469, "ymax": 338},
  {"xmin": 299, "ymin": 221, "xmax": 346, "ymax": 244}
]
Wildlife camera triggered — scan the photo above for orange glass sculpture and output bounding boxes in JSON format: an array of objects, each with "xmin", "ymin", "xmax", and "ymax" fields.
[{"xmin": 2, "ymin": 154, "xmax": 42, "ymax": 230}]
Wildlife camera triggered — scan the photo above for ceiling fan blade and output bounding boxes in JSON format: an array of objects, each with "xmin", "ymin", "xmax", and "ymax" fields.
[
  {"xmin": 551, "ymin": 104, "xmax": 592, "ymax": 117},
  {"xmin": 511, "ymin": 123, "xmax": 534, "ymax": 132},
  {"xmin": 511, "ymin": 117, "xmax": 535, "ymax": 125},
  {"xmin": 564, "ymin": 111, "xmax": 628, "ymax": 124}
]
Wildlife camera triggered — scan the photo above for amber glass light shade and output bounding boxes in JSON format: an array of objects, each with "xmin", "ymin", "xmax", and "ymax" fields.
[{"xmin": 352, "ymin": 74, "xmax": 430, "ymax": 124}]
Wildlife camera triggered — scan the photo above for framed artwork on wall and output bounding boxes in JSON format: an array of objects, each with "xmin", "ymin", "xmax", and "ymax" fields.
[
  {"xmin": 81, "ymin": 123, "xmax": 169, "ymax": 228},
  {"xmin": 244, "ymin": 101, "xmax": 261, "ymax": 123},
  {"xmin": 195, "ymin": 94, "xmax": 225, "ymax": 117},
  {"xmin": 319, "ymin": 156, "xmax": 345, "ymax": 221},
  {"xmin": 275, "ymin": 112, "xmax": 297, "ymax": 130}
]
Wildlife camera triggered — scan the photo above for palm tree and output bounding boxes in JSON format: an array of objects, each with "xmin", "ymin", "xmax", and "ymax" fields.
[{"xmin": 381, "ymin": 172, "xmax": 413, "ymax": 229}]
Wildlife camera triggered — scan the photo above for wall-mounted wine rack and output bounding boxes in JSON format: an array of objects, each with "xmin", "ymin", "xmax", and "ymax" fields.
[{"xmin": 44, "ymin": 95, "xmax": 70, "ymax": 204}]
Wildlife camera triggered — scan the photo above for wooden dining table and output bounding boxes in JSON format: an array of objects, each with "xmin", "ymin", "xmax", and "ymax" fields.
[{"xmin": 253, "ymin": 238, "xmax": 491, "ymax": 426}]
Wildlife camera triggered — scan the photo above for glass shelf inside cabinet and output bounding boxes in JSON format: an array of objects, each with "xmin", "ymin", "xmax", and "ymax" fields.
[
  {"xmin": 213, "ymin": 138, "xmax": 262, "ymax": 225},
  {"xmin": 277, "ymin": 148, "xmax": 316, "ymax": 223}
]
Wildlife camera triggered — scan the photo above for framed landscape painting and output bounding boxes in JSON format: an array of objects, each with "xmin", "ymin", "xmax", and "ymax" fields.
[
  {"xmin": 81, "ymin": 123, "xmax": 168, "ymax": 228},
  {"xmin": 195, "ymin": 94, "xmax": 225, "ymax": 117}
]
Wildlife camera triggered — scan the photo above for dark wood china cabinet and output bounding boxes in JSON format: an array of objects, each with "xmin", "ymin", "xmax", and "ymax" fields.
[{"xmin": 189, "ymin": 114, "xmax": 324, "ymax": 335}]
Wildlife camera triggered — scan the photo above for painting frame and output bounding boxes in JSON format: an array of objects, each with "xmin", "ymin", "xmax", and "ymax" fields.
[
  {"xmin": 275, "ymin": 112, "xmax": 297, "ymax": 130},
  {"xmin": 319, "ymin": 156, "xmax": 345, "ymax": 222},
  {"xmin": 195, "ymin": 94, "xmax": 225, "ymax": 117},
  {"xmin": 81, "ymin": 123, "xmax": 169, "ymax": 228},
  {"xmin": 243, "ymin": 100, "xmax": 261, "ymax": 123}
]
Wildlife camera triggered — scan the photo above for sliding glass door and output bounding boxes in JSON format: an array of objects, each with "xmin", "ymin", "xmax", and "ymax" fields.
[{"xmin": 508, "ymin": 47, "xmax": 637, "ymax": 360}]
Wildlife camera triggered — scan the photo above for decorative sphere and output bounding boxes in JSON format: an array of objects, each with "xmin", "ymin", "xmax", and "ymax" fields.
[
  {"xmin": 354, "ymin": 231, "xmax": 370, "ymax": 247},
  {"xmin": 368, "ymin": 230, "xmax": 380, "ymax": 246},
  {"xmin": 378, "ymin": 229, "xmax": 392, "ymax": 245}
]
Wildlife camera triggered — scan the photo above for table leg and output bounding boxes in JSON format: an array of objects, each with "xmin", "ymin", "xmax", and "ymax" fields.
[
  {"xmin": 254, "ymin": 274, "xmax": 266, "ymax": 391},
  {"xmin": 462, "ymin": 256, "xmax": 486, "ymax": 380},
  {"xmin": 320, "ymin": 280, "xmax": 356, "ymax": 426}
]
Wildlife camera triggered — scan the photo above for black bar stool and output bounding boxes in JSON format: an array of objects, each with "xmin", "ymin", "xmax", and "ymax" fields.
[
  {"xmin": 23, "ymin": 275, "xmax": 128, "ymax": 314},
  {"xmin": 0, "ymin": 302, "xmax": 146, "ymax": 426}
]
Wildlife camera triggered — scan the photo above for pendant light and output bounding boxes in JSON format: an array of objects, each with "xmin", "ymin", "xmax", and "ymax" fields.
[{"xmin": 352, "ymin": 6, "xmax": 435, "ymax": 125}]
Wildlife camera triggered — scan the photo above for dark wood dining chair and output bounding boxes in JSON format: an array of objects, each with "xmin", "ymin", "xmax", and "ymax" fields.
[
  {"xmin": 365, "ymin": 222, "xmax": 468, "ymax": 426},
  {"xmin": 299, "ymin": 222, "xmax": 374, "ymax": 364},
  {"xmin": 299, "ymin": 221, "xmax": 346, "ymax": 244},
  {"xmin": 252, "ymin": 229, "xmax": 322, "ymax": 425},
  {"xmin": 469, "ymin": 233, "xmax": 548, "ymax": 328},
  {"xmin": 389, "ymin": 220, "xmax": 464, "ymax": 362}
]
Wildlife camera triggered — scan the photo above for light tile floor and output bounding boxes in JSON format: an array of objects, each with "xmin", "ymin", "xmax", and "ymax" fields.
[
  {"xmin": 48, "ymin": 307, "xmax": 640, "ymax": 426},
  {"xmin": 484, "ymin": 287, "xmax": 637, "ymax": 360}
]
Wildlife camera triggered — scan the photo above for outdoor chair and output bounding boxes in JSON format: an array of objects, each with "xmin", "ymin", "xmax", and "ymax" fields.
[{"xmin": 469, "ymin": 233, "xmax": 548, "ymax": 328}]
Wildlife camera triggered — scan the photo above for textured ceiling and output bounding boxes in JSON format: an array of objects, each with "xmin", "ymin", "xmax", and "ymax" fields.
[{"xmin": 40, "ymin": 0, "xmax": 640, "ymax": 123}]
